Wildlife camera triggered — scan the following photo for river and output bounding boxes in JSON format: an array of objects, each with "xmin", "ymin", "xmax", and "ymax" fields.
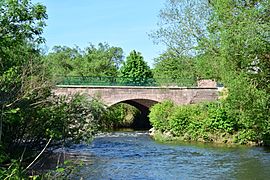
[{"xmin": 59, "ymin": 131, "xmax": 270, "ymax": 179}]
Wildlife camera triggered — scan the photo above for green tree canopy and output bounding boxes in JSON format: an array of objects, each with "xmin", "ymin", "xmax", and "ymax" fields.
[
  {"xmin": 153, "ymin": 50, "xmax": 196, "ymax": 86},
  {"xmin": 119, "ymin": 50, "xmax": 153, "ymax": 85},
  {"xmin": 0, "ymin": 0, "xmax": 47, "ymax": 73},
  {"xmin": 44, "ymin": 43, "xmax": 124, "ymax": 77},
  {"xmin": 0, "ymin": 0, "xmax": 48, "ymax": 107},
  {"xmin": 151, "ymin": 0, "xmax": 270, "ymax": 142},
  {"xmin": 0, "ymin": 0, "xmax": 53, "ymax": 155},
  {"xmin": 44, "ymin": 46, "xmax": 81, "ymax": 77},
  {"xmin": 0, "ymin": 3, "xmax": 109, "ymax": 177},
  {"xmin": 205, "ymin": 0, "xmax": 270, "ymax": 140},
  {"xmin": 150, "ymin": 0, "xmax": 210, "ymax": 56}
]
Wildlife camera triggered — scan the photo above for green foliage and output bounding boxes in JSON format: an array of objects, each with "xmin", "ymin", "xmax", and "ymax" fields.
[
  {"xmin": 204, "ymin": 102, "xmax": 237, "ymax": 133},
  {"xmin": 194, "ymin": 53, "xmax": 222, "ymax": 80},
  {"xmin": 1, "ymin": 93, "xmax": 105, "ymax": 153},
  {"xmin": 102, "ymin": 103, "xmax": 140, "ymax": 129},
  {"xmin": 44, "ymin": 43, "xmax": 124, "ymax": 78},
  {"xmin": 0, "ymin": 0, "xmax": 47, "ymax": 73},
  {"xmin": 43, "ymin": 46, "xmax": 80, "ymax": 77},
  {"xmin": 0, "ymin": 159, "xmax": 82, "ymax": 180},
  {"xmin": 150, "ymin": 0, "xmax": 218, "ymax": 83},
  {"xmin": 151, "ymin": 0, "xmax": 270, "ymax": 143},
  {"xmin": 119, "ymin": 50, "xmax": 154, "ymax": 85},
  {"xmin": 0, "ymin": 94, "xmax": 105, "ymax": 179},
  {"xmin": 153, "ymin": 50, "xmax": 196, "ymax": 86},
  {"xmin": 0, "ymin": 160, "xmax": 26, "ymax": 180},
  {"xmin": 33, "ymin": 160, "xmax": 83, "ymax": 180},
  {"xmin": 149, "ymin": 100, "xmax": 175, "ymax": 132},
  {"xmin": 169, "ymin": 105, "xmax": 200, "ymax": 136},
  {"xmin": 0, "ymin": 0, "xmax": 53, "ymax": 153},
  {"xmin": 150, "ymin": 0, "xmax": 210, "ymax": 55},
  {"xmin": 0, "ymin": 1, "xmax": 108, "ymax": 178},
  {"xmin": 0, "ymin": 0, "xmax": 50, "ymax": 114},
  {"xmin": 36, "ymin": 94, "xmax": 105, "ymax": 144},
  {"xmin": 204, "ymin": 0, "xmax": 270, "ymax": 141},
  {"xmin": 149, "ymin": 101, "xmax": 242, "ymax": 143}
]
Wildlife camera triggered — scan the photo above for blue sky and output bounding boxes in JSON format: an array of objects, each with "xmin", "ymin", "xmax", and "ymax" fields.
[{"xmin": 33, "ymin": 0, "xmax": 167, "ymax": 66}]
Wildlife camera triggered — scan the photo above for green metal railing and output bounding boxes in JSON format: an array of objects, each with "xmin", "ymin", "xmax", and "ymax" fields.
[{"xmin": 56, "ymin": 76, "xmax": 197, "ymax": 87}]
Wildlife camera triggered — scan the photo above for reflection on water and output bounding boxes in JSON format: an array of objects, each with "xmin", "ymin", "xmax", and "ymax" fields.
[{"xmin": 57, "ymin": 131, "xmax": 270, "ymax": 179}]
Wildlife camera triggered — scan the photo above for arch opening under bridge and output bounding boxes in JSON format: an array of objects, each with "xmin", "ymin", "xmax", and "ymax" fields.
[{"xmin": 109, "ymin": 99, "xmax": 159, "ymax": 130}]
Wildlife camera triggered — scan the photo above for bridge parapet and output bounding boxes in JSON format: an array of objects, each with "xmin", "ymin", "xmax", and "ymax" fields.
[{"xmin": 54, "ymin": 85, "xmax": 218, "ymax": 107}]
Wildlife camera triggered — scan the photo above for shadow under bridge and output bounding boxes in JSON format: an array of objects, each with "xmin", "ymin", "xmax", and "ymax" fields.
[{"xmin": 110, "ymin": 99, "xmax": 158, "ymax": 130}]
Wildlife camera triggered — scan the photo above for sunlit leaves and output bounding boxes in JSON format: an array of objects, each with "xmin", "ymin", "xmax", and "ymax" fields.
[
  {"xmin": 44, "ymin": 43, "xmax": 124, "ymax": 77},
  {"xmin": 151, "ymin": 0, "xmax": 270, "ymax": 142},
  {"xmin": 119, "ymin": 50, "xmax": 153, "ymax": 85},
  {"xmin": 150, "ymin": 0, "xmax": 210, "ymax": 56},
  {"xmin": 153, "ymin": 50, "xmax": 196, "ymax": 86}
]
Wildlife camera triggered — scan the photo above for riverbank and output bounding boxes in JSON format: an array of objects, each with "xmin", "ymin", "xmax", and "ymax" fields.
[
  {"xmin": 148, "ymin": 100, "xmax": 268, "ymax": 146},
  {"xmin": 149, "ymin": 128, "xmax": 264, "ymax": 146}
]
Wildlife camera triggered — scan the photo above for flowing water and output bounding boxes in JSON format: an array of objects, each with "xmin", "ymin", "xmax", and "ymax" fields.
[{"xmin": 61, "ymin": 131, "xmax": 270, "ymax": 180}]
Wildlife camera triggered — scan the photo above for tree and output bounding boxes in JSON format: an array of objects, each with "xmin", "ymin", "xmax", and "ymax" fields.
[
  {"xmin": 119, "ymin": 50, "xmax": 153, "ymax": 85},
  {"xmin": 75, "ymin": 43, "xmax": 123, "ymax": 77},
  {"xmin": 44, "ymin": 46, "xmax": 82, "ymax": 77},
  {"xmin": 150, "ymin": 0, "xmax": 219, "ymax": 85},
  {"xmin": 204, "ymin": 0, "xmax": 270, "ymax": 141},
  {"xmin": 0, "ymin": 0, "xmax": 107, "ymax": 171},
  {"xmin": 0, "ymin": 0, "xmax": 47, "ymax": 73},
  {"xmin": 150, "ymin": 0, "xmax": 210, "ymax": 56},
  {"xmin": 0, "ymin": 0, "xmax": 48, "ymax": 104},
  {"xmin": 206, "ymin": 0, "xmax": 270, "ymax": 84},
  {"xmin": 153, "ymin": 50, "xmax": 196, "ymax": 86},
  {"xmin": 151, "ymin": 0, "xmax": 270, "ymax": 142},
  {"xmin": 0, "ymin": 0, "xmax": 51, "ymax": 157},
  {"xmin": 44, "ymin": 43, "xmax": 124, "ymax": 77},
  {"xmin": 0, "ymin": 0, "xmax": 49, "ymax": 118}
]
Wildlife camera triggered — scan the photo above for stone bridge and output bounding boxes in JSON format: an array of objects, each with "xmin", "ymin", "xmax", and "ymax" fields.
[
  {"xmin": 54, "ymin": 85, "xmax": 218, "ymax": 128},
  {"xmin": 54, "ymin": 85, "xmax": 218, "ymax": 107},
  {"xmin": 54, "ymin": 80, "xmax": 218, "ymax": 129}
]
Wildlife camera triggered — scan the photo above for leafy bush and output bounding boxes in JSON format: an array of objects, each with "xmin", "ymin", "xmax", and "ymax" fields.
[
  {"xmin": 149, "ymin": 100, "xmax": 175, "ymax": 132},
  {"xmin": 148, "ymin": 100, "xmax": 263, "ymax": 144},
  {"xmin": 0, "ymin": 93, "xmax": 105, "ymax": 179},
  {"xmin": 1, "ymin": 93, "xmax": 105, "ymax": 162},
  {"xmin": 40, "ymin": 94, "xmax": 106, "ymax": 144},
  {"xmin": 204, "ymin": 102, "xmax": 237, "ymax": 133},
  {"xmin": 0, "ymin": 160, "xmax": 26, "ymax": 180},
  {"xmin": 169, "ymin": 105, "xmax": 200, "ymax": 136}
]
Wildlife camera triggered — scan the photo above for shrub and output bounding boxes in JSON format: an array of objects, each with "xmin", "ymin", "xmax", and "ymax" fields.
[
  {"xmin": 204, "ymin": 102, "xmax": 237, "ymax": 133},
  {"xmin": 149, "ymin": 98, "xmax": 269, "ymax": 145},
  {"xmin": 169, "ymin": 105, "xmax": 201, "ymax": 136},
  {"xmin": 149, "ymin": 100, "xmax": 175, "ymax": 132}
]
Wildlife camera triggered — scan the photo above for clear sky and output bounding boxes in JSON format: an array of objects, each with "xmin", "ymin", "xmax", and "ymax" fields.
[{"xmin": 32, "ymin": 0, "xmax": 167, "ymax": 66}]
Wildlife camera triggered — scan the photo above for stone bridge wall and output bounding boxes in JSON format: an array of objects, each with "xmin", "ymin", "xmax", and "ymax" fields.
[{"xmin": 53, "ymin": 85, "xmax": 218, "ymax": 107}]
